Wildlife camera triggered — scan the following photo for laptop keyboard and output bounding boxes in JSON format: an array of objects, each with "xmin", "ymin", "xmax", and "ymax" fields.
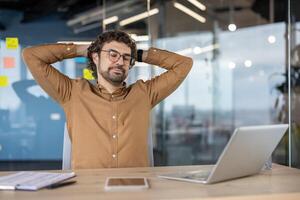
[
  {"xmin": 159, "ymin": 170, "xmax": 211, "ymax": 181},
  {"xmin": 181, "ymin": 170, "xmax": 211, "ymax": 181}
]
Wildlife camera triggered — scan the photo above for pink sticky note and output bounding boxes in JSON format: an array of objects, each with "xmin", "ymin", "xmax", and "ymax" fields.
[{"xmin": 3, "ymin": 57, "xmax": 16, "ymax": 68}]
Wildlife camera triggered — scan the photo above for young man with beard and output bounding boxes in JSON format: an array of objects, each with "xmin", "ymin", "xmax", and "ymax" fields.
[{"xmin": 22, "ymin": 30, "xmax": 193, "ymax": 169}]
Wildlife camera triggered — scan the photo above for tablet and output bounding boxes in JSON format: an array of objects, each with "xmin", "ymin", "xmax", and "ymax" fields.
[{"xmin": 104, "ymin": 177, "xmax": 149, "ymax": 191}]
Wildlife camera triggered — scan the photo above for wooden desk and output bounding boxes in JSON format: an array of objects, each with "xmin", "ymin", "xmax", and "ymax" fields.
[{"xmin": 0, "ymin": 164, "xmax": 300, "ymax": 200}]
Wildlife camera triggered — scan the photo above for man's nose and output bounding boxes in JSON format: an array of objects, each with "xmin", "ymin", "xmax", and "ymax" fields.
[{"xmin": 116, "ymin": 55, "xmax": 125, "ymax": 65}]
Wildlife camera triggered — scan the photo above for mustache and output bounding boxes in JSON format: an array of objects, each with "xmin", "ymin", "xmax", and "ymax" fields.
[{"xmin": 108, "ymin": 66, "xmax": 125, "ymax": 73}]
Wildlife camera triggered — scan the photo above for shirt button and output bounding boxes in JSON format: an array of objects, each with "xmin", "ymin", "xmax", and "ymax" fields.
[
  {"xmin": 112, "ymin": 115, "xmax": 116, "ymax": 120},
  {"xmin": 112, "ymin": 134, "xmax": 117, "ymax": 139},
  {"xmin": 112, "ymin": 154, "xmax": 116, "ymax": 159}
]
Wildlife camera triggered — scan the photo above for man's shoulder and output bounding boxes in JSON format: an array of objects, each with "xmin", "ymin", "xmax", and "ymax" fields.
[
  {"xmin": 132, "ymin": 79, "xmax": 148, "ymax": 87},
  {"xmin": 131, "ymin": 79, "xmax": 152, "ymax": 92}
]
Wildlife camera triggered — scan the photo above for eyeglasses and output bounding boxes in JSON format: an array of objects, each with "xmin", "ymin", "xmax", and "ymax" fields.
[{"xmin": 101, "ymin": 49, "xmax": 135, "ymax": 66}]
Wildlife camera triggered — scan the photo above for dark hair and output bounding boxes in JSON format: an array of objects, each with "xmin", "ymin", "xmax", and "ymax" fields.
[{"xmin": 87, "ymin": 30, "xmax": 137, "ymax": 79}]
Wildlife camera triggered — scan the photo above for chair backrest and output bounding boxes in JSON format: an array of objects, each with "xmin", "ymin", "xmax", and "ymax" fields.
[
  {"xmin": 62, "ymin": 125, "xmax": 154, "ymax": 169},
  {"xmin": 147, "ymin": 126, "xmax": 154, "ymax": 167},
  {"xmin": 62, "ymin": 124, "xmax": 72, "ymax": 170}
]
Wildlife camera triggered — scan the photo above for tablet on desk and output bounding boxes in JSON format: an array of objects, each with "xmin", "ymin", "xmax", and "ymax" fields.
[{"xmin": 104, "ymin": 177, "xmax": 149, "ymax": 191}]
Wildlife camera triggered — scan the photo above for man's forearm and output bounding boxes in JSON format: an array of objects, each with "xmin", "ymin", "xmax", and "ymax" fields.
[
  {"xmin": 140, "ymin": 47, "xmax": 193, "ymax": 107},
  {"xmin": 22, "ymin": 43, "xmax": 77, "ymax": 104},
  {"xmin": 23, "ymin": 43, "xmax": 78, "ymax": 66},
  {"xmin": 141, "ymin": 47, "xmax": 192, "ymax": 71},
  {"xmin": 76, "ymin": 44, "xmax": 89, "ymax": 57}
]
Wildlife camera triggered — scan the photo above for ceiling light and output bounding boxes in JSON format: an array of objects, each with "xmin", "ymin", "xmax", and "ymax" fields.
[
  {"xmin": 193, "ymin": 47, "xmax": 202, "ymax": 54},
  {"xmin": 228, "ymin": 23, "xmax": 237, "ymax": 32},
  {"xmin": 130, "ymin": 34, "xmax": 149, "ymax": 42},
  {"xmin": 268, "ymin": 35, "xmax": 276, "ymax": 44},
  {"xmin": 193, "ymin": 44, "xmax": 219, "ymax": 54},
  {"xmin": 103, "ymin": 16, "xmax": 119, "ymax": 25},
  {"xmin": 244, "ymin": 60, "xmax": 252, "ymax": 67},
  {"xmin": 228, "ymin": 61, "xmax": 236, "ymax": 69},
  {"xmin": 176, "ymin": 48, "xmax": 193, "ymax": 55},
  {"xmin": 187, "ymin": 0, "xmax": 206, "ymax": 11},
  {"xmin": 173, "ymin": 2, "xmax": 206, "ymax": 23},
  {"xmin": 228, "ymin": 2, "xmax": 237, "ymax": 32},
  {"xmin": 119, "ymin": 8, "xmax": 159, "ymax": 26}
]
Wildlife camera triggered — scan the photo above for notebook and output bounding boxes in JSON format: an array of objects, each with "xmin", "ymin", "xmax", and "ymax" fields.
[
  {"xmin": 0, "ymin": 171, "xmax": 76, "ymax": 191},
  {"xmin": 158, "ymin": 124, "xmax": 288, "ymax": 184}
]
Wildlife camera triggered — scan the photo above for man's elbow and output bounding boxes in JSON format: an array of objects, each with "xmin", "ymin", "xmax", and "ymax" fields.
[
  {"xmin": 186, "ymin": 57, "xmax": 193, "ymax": 68},
  {"xmin": 22, "ymin": 46, "xmax": 38, "ymax": 62},
  {"xmin": 22, "ymin": 47, "xmax": 32, "ymax": 61}
]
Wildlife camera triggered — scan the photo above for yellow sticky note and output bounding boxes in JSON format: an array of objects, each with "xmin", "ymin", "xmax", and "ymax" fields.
[
  {"xmin": 6, "ymin": 37, "xmax": 19, "ymax": 49},
  {"xmin": 3, "ymin": 57, "xmax": 16, "ymax": 68},
  {"xmin": 0, "ymin": 76, "xmax": 9, "ymax": 87},
  {"xmin": 83, "ymin": 68, "xmax": 95, "ymax": 80}
]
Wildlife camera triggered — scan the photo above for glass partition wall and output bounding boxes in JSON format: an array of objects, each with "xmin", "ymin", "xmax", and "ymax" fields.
[
  {"xmin": 0, "ymin": 0, "xmax": 299, "ymax": 170},
  {"xmin": 144, "ymin": 0, "xmax": 293, "ymax": 167},
  {"xmin": 289, "ymin": 0, "xmax": 300, "ymax": 168}
]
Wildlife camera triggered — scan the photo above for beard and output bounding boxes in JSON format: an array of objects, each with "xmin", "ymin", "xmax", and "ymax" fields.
[{"xmin": 99, "ymin": 65, "xmax": 127, "ymax": 86}]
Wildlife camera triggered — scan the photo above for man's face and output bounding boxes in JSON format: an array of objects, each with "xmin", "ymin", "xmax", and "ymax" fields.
[{"xmin": 93, "ymin": 41, "xmax": 132, "ymax": 86}]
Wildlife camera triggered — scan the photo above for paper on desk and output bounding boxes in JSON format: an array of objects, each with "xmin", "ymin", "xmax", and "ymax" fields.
[{"xmin": 0, "ymin": 171, "xmax": 76, "ymax": 191}]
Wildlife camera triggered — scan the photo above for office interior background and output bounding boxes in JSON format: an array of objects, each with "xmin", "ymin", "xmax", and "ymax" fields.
[{"xmin": 0, "ymin": 0, "xmax": 299, "ymax": 170}]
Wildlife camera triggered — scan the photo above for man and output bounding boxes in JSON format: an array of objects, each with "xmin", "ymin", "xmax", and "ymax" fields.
[{"xmin": 23, "ymin": 30, "xmax": 193, "ymax": 169}]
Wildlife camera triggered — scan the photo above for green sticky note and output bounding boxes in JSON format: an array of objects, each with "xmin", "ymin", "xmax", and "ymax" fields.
[
  {"xmin": 83, "ymin": 68, "xmax": 95, "ymax": 80},
  {"xmin": 6, "ymin": 37, "xmax": 19, "ymax": 49},
  {"xmin": 0, "ymin": 76, "xmax": 9, "ymax": 87}
]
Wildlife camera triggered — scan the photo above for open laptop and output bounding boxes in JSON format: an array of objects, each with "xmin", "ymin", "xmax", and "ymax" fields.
[{"xmin": 158, "ymin": 124, "xmax": 288, "ymax": 184}]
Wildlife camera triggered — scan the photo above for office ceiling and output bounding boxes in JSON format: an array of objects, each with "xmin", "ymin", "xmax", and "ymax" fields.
[{"xmin": 0, "ymin": 0, "xmax": 296, "ymax": 33}]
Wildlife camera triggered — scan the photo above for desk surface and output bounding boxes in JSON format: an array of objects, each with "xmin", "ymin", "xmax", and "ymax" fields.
[{"xmin": 0, "ymin": 164, "xmax": 300, "ymax": 200}]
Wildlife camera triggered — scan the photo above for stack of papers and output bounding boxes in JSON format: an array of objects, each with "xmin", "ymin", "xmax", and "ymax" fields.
[{"xmin": 0, "ymin": 171, "xmax": 76, "ymax": 191}]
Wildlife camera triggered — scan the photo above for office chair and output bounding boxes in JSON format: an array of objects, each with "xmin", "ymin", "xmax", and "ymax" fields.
[{"xmin": 62, "ymin": 124, "xmax": 72, "ymax": 170}]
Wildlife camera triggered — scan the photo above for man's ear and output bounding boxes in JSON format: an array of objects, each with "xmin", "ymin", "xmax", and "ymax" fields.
[{"xmin": 92, "ymin": 53, "xmax": 99, "ymax": 66}]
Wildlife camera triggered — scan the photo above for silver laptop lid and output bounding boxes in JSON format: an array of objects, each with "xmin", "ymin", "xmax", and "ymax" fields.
[{"xmin": 206, "ymin": 124, "xmax": 288, "ymax": 184}]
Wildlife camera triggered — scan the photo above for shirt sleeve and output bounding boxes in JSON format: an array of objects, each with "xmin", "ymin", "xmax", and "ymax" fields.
[
  {"xmin": 22, "ymin": 43, "xmax": 78, "ymax": 105},
  {"xmin": 143, "ymin": 47, "xmax": 193, "ymax": 108}
]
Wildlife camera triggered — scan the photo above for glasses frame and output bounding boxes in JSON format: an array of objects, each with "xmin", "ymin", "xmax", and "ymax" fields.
[{"xmin": 101, "ymin": 49, "xmax": 135, "ymax": 66}]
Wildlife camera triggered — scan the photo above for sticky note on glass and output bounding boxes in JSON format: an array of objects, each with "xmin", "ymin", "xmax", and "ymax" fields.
[
  {"xmin": 3, "ymin": 57, "xmax": 16, "ymax": 68},
  {"xmin": 0, "ymin": 76, "xmax": 9, "ymax": 87},
  {"xmin": 6, "ymin": 37, "xmax": 19, "ymax": 49},
  {"xmin": 83, "ymin": 68, "xmax": 95, "ymax": 80}
]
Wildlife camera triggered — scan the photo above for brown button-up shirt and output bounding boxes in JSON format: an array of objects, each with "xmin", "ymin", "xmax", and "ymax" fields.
[{"xmin": 22, "ymin": 44, "xmax": 193, "ymax": 169}]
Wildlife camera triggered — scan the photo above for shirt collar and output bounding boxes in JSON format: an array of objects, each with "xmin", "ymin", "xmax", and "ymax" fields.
[{"xmin": 96, "ymin": 81, "xmax": 128, "ymax": 101}]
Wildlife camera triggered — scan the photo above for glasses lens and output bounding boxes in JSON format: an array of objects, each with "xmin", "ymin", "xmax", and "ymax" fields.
[
  {"xmin": 123, "ymin": 55, "xmax": 131, "ymax": 61},
  {"xmin": 107, "ymin": 49, "xmax": 134, "ymax": 66},
  {"xmin": 109, "ymin": 50, "xmax": 120, "ymax": 62}
]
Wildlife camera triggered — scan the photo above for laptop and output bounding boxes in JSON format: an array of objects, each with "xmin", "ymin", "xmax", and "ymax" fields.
[{"xmin": 158, "ymin": 124, "xmax": 288, "ymax": 184}]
